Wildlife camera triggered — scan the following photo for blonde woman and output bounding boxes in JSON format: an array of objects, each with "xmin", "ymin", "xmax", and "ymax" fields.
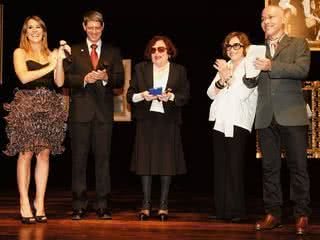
[{"xmin": 4, "ymin": 15, "xmax": 69, "ymax": 224}]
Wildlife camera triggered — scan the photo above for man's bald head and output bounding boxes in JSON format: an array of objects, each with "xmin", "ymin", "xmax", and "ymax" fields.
[{"xmin": 261, "ymin": 5, "xmax": 286, "ymax": 39}]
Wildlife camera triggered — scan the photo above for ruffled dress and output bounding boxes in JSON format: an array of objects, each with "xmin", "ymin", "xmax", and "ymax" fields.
[{"xmin": 3, "ymin": 60, "xmax": 68, "ymax": 156}]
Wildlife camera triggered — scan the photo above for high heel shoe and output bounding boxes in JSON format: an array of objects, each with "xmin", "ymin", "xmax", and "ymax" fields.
[
  {"xmin": 158, "ymin": 201, "xmax": 169, "ymax": 221},
  {"xmin": 35, "ymin": 215, "xmax": 47, "ymax": 223},
  {"xmin": 158, "ymin": 209, "xmax": 168, "ymax": 221},
  {"xmin": 138, "ymin": 209, "xmax": 150, "ymax": 221},
  {"xmin": 138, "ymin": 201, "xmax": 151, "ymax": 221},
  {"xmin": 20, "ymin": 215, "xmax": 36, "ymax": 224},
  {"xmin": 20, "ymin": 206, "xmax": 36, "ymax": 224},
  {"xmin": 32, "ymin": 203, "xmax": 47, "ymax": 223}
]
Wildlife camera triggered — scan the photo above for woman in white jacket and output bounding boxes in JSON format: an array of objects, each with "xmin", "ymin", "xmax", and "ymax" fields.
[{"xmin": 207, "ymin": 32, "xmax": 257, "ymax": 223}]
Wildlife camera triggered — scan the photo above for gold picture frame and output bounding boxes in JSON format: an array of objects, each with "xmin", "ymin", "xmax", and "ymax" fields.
[
  {"xmin": 0, "ymin": 3, "xmax": 3, "ymax": 84},
  {"xmin": 113, "ymin": 59, "xmax": 132, "ymax": 121},
  {"xmin": 265, "ymin": 0, "xmax": 320, "ymax": 51}
]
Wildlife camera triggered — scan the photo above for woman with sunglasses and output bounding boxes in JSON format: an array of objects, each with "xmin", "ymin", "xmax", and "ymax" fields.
[
  {"xmin": 207, "ymin": 32, "xmax": 258, "ymax": 222},
  {"xmin": 127, "ymin": 35, "xmax": 189, "ymax": 221}
]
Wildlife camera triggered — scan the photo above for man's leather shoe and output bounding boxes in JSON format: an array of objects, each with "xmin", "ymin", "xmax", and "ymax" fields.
[
  {"xmin": 230, "ymin": 217, "xmax": 248, "ymax": 223},
  {"xmin": 255, "ymin": 214, "xmax": 281, "ymax": 230},
  {"xmin": 296, "ymin": 216, "xmax": 308, "ymax": 235},
  {"xmin": 71, "ymin": 208, "xmax": 86, "ymax": 220},
  {"xmin": 96, "ymin": 208, "xmax": 112, "ymax": 220},
  {"xmin": 207, "ymin": 215, "xmax": 226, "ymax": 221},
  {"xmin": 208, "ymin": 215, "xmax": 218, "ymax": 220}
]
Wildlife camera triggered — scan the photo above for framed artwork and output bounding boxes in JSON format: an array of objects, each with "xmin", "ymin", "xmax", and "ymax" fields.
[
  {"xmin": 0, "ymin": 3, "xmax": 3, "ymax": 84},
  {"xmin": 302, "ymin": 81, "xmax": 320, "ymax": 158},
  {"xmin": 266, "ymin": 0, "xmax": 320, "ymax": 50},
  {"xmin": 113, "ymin": 59, "xmax": 132, "ymax": 121}
]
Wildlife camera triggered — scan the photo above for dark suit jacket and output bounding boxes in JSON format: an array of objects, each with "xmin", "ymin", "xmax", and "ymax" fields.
[
  {"xmin": 243, "ymin": 35, "xmax": 310, "ymax": 129},
  {"xmin": 65, "ymin": 42, "xmax": 124, "ymax": 123},
  {"xmin": 126, "ymin": 61, "xmax": 189, "ymax": 124}
]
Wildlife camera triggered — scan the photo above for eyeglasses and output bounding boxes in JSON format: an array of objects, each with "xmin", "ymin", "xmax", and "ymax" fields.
[
  {"xmin": 151, "ymin": 46, "xmax": 167, "ymax": 54},
  {"xmin": 225, "ymin": 43, "xmax": 244, "ymax": 51}
]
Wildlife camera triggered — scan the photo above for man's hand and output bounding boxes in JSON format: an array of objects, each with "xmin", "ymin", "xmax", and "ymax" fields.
[
  {"xmin": 255, "ymin": 57, "xmax": 272, "ymax": 71},
  {"xmin": 84, "ymin": 69, "xmax": 108, "ymax": 84}
]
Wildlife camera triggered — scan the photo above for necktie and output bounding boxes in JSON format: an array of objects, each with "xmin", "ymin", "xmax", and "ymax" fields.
[
  {"xmin": 270, "ymin": 41, "xmax": 278, "ymax": 57},
  {"xmin": 90, "ymin": 44, "xmax": 99, "ymax": 70}
]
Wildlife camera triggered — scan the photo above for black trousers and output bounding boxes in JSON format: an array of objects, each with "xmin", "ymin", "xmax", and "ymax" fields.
[
  {"xmin": 258, "ymin": 122, "xmax": 311, "ymax": 218},
  {"xmin": 213, "ymin": 126, "xmax": 249, "ymax": 219},
  {"xmin": 71, "ymin": 119, "xmax": 112, "ymax": 209}
]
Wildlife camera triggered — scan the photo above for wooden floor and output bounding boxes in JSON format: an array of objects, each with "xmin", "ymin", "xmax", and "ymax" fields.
[{"xmin": 0, "ymin": 190, "xmax": 320, "ymax": 240}]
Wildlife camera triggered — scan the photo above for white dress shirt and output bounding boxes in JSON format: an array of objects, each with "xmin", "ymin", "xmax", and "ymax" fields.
[{"xmin": 207, "ymin": 59, "xmax": 258, "ymax": 137}]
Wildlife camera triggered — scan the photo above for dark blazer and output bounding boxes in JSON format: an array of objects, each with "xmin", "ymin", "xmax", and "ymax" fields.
[
  {"xmin": 243, "ymin": 35, "xmax": 310, "ymax": 129},
  {"xmin": 65, "ymin": 42, "xmax": 124, "ymax": 123},
  {"xmin": 127, "ymin": 61, "xmax": 189, "ymax": 124}
]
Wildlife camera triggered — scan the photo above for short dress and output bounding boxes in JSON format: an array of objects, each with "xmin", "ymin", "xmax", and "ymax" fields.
[{"xmin": 3, "ymin": 60, "xmax": 68, "ymax": 156}]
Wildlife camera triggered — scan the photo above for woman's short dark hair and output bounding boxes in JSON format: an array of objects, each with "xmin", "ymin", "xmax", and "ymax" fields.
[
  {"xmin": 144, "ymin": 35, "xmax": 177, "ymax": 60},
  {"xmin": 222, "ymin": 32, "xmax": 250, "ymax": 58}
]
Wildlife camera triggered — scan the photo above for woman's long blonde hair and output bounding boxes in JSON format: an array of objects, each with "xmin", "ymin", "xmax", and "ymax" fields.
[{"xmin": 19, "ymin": 15, "xmax": 50, "ymax": 57}]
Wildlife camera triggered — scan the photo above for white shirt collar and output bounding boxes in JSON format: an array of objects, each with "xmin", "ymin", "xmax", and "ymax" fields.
[{"xmin": 86, "ymin": 39, "xmax": 102, "ymax": 51}]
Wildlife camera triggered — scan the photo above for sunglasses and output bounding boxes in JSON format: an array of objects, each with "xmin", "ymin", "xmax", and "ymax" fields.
[
  {"xmin": 151, "ymin": 46, "xmax": 167, "ymax": 54},
  {"xmin": 225, "ymin": 43, "xmax": 244, "ymax": 51}
]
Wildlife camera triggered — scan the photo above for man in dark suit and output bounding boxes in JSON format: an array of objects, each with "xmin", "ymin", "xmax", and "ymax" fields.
[
  {"xmin": 243, "ymin": 5, "xmax": 311, "ymax": 235},
  {"xmin": 64, "ymin": 10, "xmax": 124, "ymax": 220}
]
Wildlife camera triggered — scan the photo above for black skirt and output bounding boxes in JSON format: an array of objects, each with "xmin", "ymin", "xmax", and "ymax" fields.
[{"xmin": 131, "ymin": 115, "xmax": 186, "ymax": 176}]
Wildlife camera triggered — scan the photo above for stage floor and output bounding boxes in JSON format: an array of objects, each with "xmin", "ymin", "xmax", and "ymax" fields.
[{"xmin": 0, "ymin": 190, "xmax": 319, "ymax": 240}]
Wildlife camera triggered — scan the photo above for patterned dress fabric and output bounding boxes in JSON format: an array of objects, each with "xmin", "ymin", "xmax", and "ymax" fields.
[{"xmin": 3, "ymin": 60, "xmax": 68, "ymax": 156}]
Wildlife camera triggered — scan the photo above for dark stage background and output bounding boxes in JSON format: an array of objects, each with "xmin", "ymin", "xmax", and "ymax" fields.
[{"xmin": 1, "ymin": 0, "xmax": 320, "ymax": 204}]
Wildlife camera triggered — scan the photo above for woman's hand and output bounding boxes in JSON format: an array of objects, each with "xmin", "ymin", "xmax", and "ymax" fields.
[
  {"xmin": 157, "ymin": 92, "xmax": 172, "ymax": 102},
  {"xmin": 141, "ymin": 91, "xmax": 157, "ymax": 101},
  {"xmin": 213, "ymin": 59, "xmax": 232, "ymax": 84},
  {"xmin": 58, "ymin": 40, "xmax": 71, "ymax": 60}
]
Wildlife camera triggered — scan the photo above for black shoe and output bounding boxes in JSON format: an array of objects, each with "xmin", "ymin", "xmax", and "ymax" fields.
[
  {"xmin": 138, "ymin": 209, "xmax": 150, "ymax": 221},
  {"xmin": 158, "ymin": 201, "xmax": 168, "ymax": 221},
  {"xmin": 20, "ymin": 215, "xmax": 36, "ymax": 224},
  {"xmin": 138, "ymin": 201, "xmax": 151, "ymax": 221},
  {"xmin": 208, "ymin": 215, "xmax": 218, "ymax": 220},
  {"xmin": 35, "ymin": 215, "xmax": 47, "ymax": 223},
  {"xmin": 96, "ymin": 208, "xmax": 112, "ymax": 220},
  {"xmin": 71, "ymin": 208, "xmax": 86, "ymax": 220},
  {"xmin": 158, "ymin": 210, "xmax": 168, "ymax": 221},
  {"xmin": 32, "ymin": 204, "xmax": 47, "ymax": 223},
  {"xmin": 208, "ymin": 215, "xmax": 226, "ymax": 221},
  {"xmin": 230, "ymin": 217, "xmax": 248, "ymax": 223}
]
